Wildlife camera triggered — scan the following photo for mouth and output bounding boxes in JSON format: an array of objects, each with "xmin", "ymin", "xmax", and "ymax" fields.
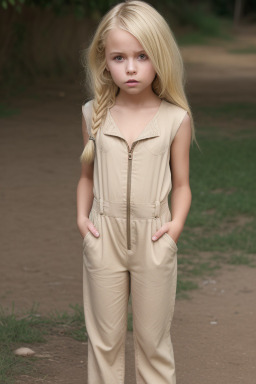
[{"xmin": 126, "ymin": 79, "xmax": 139, "ymax": 85}]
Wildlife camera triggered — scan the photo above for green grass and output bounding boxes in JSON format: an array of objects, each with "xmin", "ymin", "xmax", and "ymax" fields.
[
  {"xmin": 229, "ymin": 46, "xmax": 256, "ymax": 54},
  {"xmin": 228, "ymin": 253, "xmax": 255, "ymax": 266},
  {"xmin": 0, "ymin": 303, "xmax": 88, "ymax": 384},
  {"xmin": 0, "ymin": 303, "xmax": 44, "ymax": 384},
  {"xmin": 171, "ymin": 101, "xmax": 256, "ymax": 295},
  {"xmin": 177, "ymin": 279, "xmax": 198, "ymax": 294},
  {"xmin": 0, "ymin": 307, "xmax": 46, "ymax": 344},
  {"xmin": 46, "ymin": 303, "xmax": 87, "ymax": 341},
  {"xmin": 0, "ymin": 302, "xmax": 136, "ymax": 383},
  {"xmin": 173, "ymin": 101, "xmax": 256, "ymax": 283},
  {"xmin": 199, "ymin": 102, "xmax": 256, "ymax": 120},
  {"xmin": 179, "ymin": 138, "xmax": 256, "ymax": 254}
]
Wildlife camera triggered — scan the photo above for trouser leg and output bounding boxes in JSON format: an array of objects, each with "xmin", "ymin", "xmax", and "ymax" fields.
[
  {"xmin": 130, "ymin": 234, "xmax": 178, "ymax": 384},
  {"xmin": 83, "ymin": 263, "xmax": 129, "ymax": 384}
]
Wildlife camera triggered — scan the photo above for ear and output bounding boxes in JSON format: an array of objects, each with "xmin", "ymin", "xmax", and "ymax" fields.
[{"xmin": 105, "ymin": 65, "xmax": 110, "ymax": 71}]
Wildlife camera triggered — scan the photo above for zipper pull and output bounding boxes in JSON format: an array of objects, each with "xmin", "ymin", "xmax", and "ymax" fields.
[{"xmin": 128, "ymin": 151, "xmax": 133, "ymax": 160}]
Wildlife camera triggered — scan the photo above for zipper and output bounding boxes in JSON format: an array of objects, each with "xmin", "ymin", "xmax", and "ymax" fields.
[{"xmin": 126, "ymin": 142, "xmax": 138, "ymax": 250}]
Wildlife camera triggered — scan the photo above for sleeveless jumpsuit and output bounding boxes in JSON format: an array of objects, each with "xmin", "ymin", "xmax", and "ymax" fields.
[{"xmin": 81, "ymin": 99, "xmax": 187, "ymax": 384}]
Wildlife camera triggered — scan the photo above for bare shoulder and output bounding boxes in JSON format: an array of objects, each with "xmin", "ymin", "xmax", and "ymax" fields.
[
  {"xmin": 177, "ymin": 113, "xmax": 191, "ymax": 133},
  {"xmin": 174, "ymin": 113, "xmax": 191, "ymax": 143}
]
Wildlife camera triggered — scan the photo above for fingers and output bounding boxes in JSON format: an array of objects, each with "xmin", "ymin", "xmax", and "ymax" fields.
[
  {"xmin": 152, "ymin": 224, "xmax": 169, "ymax": 241},
  {"xmin": 87, "ymin": 222, "xmax": 99, "ymax": 238}
]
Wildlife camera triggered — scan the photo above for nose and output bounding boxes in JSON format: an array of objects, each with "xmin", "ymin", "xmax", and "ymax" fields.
[{"xmin": 126, "ymin": 59, "xmax": 137, "ymax": 74}]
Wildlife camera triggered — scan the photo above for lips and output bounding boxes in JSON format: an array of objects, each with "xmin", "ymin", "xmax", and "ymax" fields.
[{"xmin": 126, "ymin": 79, "xmax": 138, "ymax": 83}]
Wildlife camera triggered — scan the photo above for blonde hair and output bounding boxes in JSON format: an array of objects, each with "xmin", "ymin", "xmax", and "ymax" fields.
[{"xmin": 80, "ymin": 0, "xmax": 195, "ymax": 163}]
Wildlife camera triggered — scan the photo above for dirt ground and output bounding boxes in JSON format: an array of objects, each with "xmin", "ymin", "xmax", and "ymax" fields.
[{"xmin": 1, "ymin": 27, "xmax": 256, "ymax": 383}]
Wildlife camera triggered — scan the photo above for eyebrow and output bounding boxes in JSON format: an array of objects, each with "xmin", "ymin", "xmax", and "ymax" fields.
[{"xmin": 109, "ymin": 50, "xmax": 146, "ymax": 56}]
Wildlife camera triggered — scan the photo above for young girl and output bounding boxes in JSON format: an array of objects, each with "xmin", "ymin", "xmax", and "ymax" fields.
[{"xmin": 77, "ymin": 1, "xmax": 194, "ymax": 383}]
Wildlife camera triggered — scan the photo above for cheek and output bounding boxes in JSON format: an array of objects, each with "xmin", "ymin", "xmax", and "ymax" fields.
[
  {"xmin": 145, "ymin": 65, "xmax": 156, "ymax": 82},
  {"xmin": 108, "ymin": 65, "xmax": 122, "ymax": 81},
  {"xmin": 143, "ymin": 62, "xmax": 155, "ymax": 75}
]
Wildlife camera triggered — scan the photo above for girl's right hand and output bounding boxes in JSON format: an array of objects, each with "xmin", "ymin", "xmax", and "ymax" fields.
[{"xmin": 78, "ymin": 217, "xmax": 100, "ymax": 239}]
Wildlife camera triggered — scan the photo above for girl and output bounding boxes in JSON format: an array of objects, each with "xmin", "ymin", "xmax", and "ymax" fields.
[{"xmin": 77, "ymin": 1, "xmax": 194, "ymax": 383}]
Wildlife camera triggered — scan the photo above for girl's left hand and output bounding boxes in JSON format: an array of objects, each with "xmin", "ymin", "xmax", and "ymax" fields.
[{"xmin": 152, "ymin": 221, "xmax": 182, "ymax": 244}]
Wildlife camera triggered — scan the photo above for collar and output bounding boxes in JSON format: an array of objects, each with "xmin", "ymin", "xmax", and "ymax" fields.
[{"xmin": 102, "ymin": 101, "xmax": 164, "ymax": 142}]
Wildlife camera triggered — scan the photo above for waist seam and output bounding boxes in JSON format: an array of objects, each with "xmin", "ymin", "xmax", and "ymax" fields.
[{"xmin": 92, "ymin": 197, "xmax": 169, "ymax": 219}]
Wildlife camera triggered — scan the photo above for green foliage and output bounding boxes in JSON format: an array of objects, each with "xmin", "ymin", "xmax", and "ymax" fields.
[
  {"xmin": 211, "ymin": 0, "xmax": 256, "ymax": 17},
  {"xmin": 210, "ymin": 0, "xmax": 234, "ymax": 17},
  {"xmin": 0, "ymin": 0, "xmax": 232, "ymax": 90},
  {"xmin": 1, "ymin": 0, "xmax": 24, "ymax": 12},
  {"xmin": 1, "ymin": 0, "xmax": 256, "ymax": 20},
  {"xmin": 177, "ymin": 5, "xmax": 223, "ymax": 35},
  {"xmin": 0, "ymin": 0, "xmax": 120, "ymax": 17}
]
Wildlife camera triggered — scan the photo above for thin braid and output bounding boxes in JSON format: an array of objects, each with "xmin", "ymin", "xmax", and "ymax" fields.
[
  {"xmin": 80, "ymin": 83, "xmax": 116, "ymax": 164},
  {"xmin": 91, "ymin": 86, "xmax": 112, "ymax": 136}
]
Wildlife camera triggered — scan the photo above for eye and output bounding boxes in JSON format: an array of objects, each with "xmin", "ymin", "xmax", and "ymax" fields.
[
  {"xmin": 114, "ymin": 55, "xmax": 123, "ymax": 62},
  {"xmin": 138, "ymin": 53, "xmax": 147, "ymax": 60}
]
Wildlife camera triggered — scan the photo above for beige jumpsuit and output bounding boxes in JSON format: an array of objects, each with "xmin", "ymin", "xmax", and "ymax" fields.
[{"xmin": 82, "ymin": 99, "xmax": 187, "ymax": 384}]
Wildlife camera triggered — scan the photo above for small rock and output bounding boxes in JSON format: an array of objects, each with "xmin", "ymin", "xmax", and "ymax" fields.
[
  {"xmin": 14, "ymin": 347, "xmax": 35, "ymax": 356},
  {"xmin": 210, "ymin": 321, "xmax": 218, "ymax": 325}
]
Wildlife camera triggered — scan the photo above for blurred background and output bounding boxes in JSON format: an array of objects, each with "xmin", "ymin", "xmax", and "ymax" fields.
[
  {"xmin": 0, "ymin": 1, "xmax": 256, "ymax": 383},
  {"xmin": 0, "ymin": 0, "xmax": 256, "ymax": 92}
]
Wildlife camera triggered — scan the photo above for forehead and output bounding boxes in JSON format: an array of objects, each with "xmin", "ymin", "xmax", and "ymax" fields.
[{"xmin": 105, "ymin": 28, "xmax": 144, "ymax": 53}]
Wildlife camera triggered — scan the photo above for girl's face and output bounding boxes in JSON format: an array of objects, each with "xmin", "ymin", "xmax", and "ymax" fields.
[{"xmin": 105, "ymin": 28, "xmax": 156, "ymax": 97}]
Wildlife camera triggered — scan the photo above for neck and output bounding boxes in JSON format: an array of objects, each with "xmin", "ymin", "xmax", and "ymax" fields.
[{"xmin": 116, "ymin": 88, "xmax": 160, "ymax": 108}]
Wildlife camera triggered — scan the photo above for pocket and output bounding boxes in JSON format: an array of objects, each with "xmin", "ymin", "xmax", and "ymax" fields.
[
  {"xmin": 83, "ymin": 230, "xmax": 93, "ymax": 247},
  {"xmin": 153, "ymin": 216, "xmax": 178, "ymax": 253},
  {"xmin": 82, "ymin": 208, "xmax": 99, "ymax": 247},
  {"xmin": 162, "ymin": 232, "xmax": 178, "ymax": 252},
  {"xmin": 82, "ymin": 210, "xmax": 102, "ymax": 270}
]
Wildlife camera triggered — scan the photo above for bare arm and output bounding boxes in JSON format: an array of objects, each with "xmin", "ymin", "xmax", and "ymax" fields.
[
  {"xmin": 76, "ymin": 115, "xmax": 99, "ymax": 239},
  {"xmin": 152, "ymin": 113, "xmax": 192, "ymax": 244}
]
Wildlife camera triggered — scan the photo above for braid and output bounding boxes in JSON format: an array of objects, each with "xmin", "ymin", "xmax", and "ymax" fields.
[
  {"xmin": 91, "ymin": 85, "xmax": 112, "ymax": 137},
  {"xmin": 80, "ymin": 82, "xmax": 116, "ymax": 164}
]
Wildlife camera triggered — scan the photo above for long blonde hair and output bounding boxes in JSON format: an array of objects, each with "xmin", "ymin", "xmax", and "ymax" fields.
[{"xmin": 80, "ymin": 0, "xmax": 195, "ymax": 163}]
